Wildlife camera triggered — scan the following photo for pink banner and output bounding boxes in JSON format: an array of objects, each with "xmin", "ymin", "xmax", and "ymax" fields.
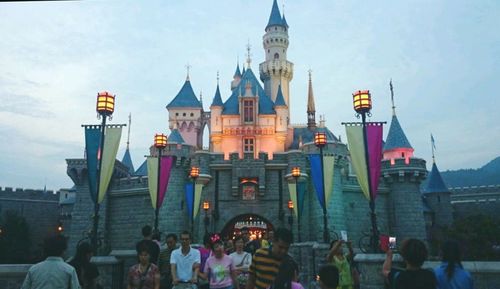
[
  {"xmin": 367, "ymin": 124, "xmax": 383, "ymax": 200},
  {"xmin": 158, "ymin": 156, "xmax": 174, "ymax": 208}
]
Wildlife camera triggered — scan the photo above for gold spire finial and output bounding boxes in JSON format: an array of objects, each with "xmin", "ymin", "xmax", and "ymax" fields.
[
  {"xmin": 185, "ymin": 63, "xmax": 192, "ymax": 81},
  {"xmin": 390, "ymin": 79, "xmax": 396, "ymax": 116},
  {"xmin": 246, "ymin": 40, "xmax": 252, "ymax": 68},
  {"xmin": 217, "ymin": 71, "xmax": 220, "ymax": 85},
  {"xmin": 126, "ymin": 113, "xmax": 131, "ymax": 150}
]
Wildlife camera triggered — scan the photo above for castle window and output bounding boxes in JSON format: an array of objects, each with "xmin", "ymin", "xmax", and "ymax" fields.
[
  {"xmin": 176, "ymin": 113, "xmax": 179, "ymax": 116},
  {"xmin": 190, "ymin": 113, "xmax": 194, "ymax": 117},
  {"xmin": 274, "ymin": 53, "xmax": 279, "ymax": 60},
  {"xmin": 183, "ymin": 113, "xmax": 186, "ymax": 116},
  {"xmin": 243, "ymin": 100, "xmax": 254, "ymax": 123},
  {"xmin": 243, "ymin": 138, "xmax": 254, "ymax": 153}
]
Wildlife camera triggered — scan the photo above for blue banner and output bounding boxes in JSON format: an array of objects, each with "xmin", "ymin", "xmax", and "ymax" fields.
[
  {"xmin": 298, "ymin": 181, "xmax": 306, "ymax": 217},
  {"xmin": 85, "ymin": 127, "xmax": 101, "ymax": 204},
  {"xmin": 185, "ymin": 183, "xmax": 194, "ymax": 220},
  {"xmin": 309, "ymin": 154, "xmax": 325, "ymax": 209}
]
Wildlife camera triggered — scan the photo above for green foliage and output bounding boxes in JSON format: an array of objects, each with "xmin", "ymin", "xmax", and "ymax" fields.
[
  {"xmin": 0, "ymin": 210, "xmax": 32, "ymax": 264},
  {"xmin": 440, "ymin": 156, "xmax": 500, "ymax": 187},
  {"xmin": 444, "ymin": 214, "xmax": 500, "ymax": 261}
]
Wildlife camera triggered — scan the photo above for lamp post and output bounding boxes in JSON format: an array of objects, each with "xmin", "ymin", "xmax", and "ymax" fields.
[
  {"xmin": 314, "ymin": 132, "xmax": 330, "ymax": 243},
  {"xmin": 153, "ymin": 133, "xmax": 167, "ymax": 233},
  {"xmin": 291, "ymin": 167, "xmax": 301, "ymax": 242},
  {"xmin": 189, "ymin": 166, "xmax": 200, "ymax": 237},
  {"xmin": 352, "ymin": 90, "xmax": 379, "ymax": 252},
  {"xmin": 287, "ymin": 200, "xmax": 294, "ymax": 230},
  {"xmin": 92, "ymin": 91, "xmax": 115, "ymax": 251},
  {"xmin": 203, "ymin": 201, "xmax": 210, "ymax": 234}
]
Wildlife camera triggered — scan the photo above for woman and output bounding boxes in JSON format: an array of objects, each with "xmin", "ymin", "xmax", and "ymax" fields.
[
  {"xmin": 69, "ymin": 242, "xmax": 99, "ymax": 289},
  {"xmin": 202, "ymin": 239, "xmax": 239, "ymax": 289},
  {"xmin": 128, "ymin": 244, "xmax": 160, "ymax": 289},
  {"xmin": 382, "ymin": 238, "xmax": 436, "ymax": 289},
  {"xmin": 434, "ymin": 240, "xmax": 473, "ymax": 289},
  {"xmin": 229, "ymin": 236, "xmax": 252, "ymax": 289},
  {"xmin": 326, "ymin": 239, "xmax": 354, "ymax": 289}
]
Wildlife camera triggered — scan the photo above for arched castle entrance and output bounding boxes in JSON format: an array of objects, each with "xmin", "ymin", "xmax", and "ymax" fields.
[{"xmin": 220, "ymin": 214, "xmax": 274, "ymax": 240}]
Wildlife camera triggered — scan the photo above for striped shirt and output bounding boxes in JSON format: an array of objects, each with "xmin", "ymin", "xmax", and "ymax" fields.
[{"xmin": 249, "ymin": 247, "xmax": 283, "ymax": 289}]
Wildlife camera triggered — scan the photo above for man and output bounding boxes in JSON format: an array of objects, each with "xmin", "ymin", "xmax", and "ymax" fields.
[
  {"xmin": 241, "ymin": 227, "xmax": 260, "ymax": 254},
  {"xmin": 318, "ymin": 265, "xmax": 339, "ymax": 289},
  {"xmin": 136, "ymin": 225, "xmax": 160, "ymax": 265},
  {"xmin": 246, "ymin": 227, "xmax": 293, "ymax": 289},
  {"xmin": 171, "ymin": 231, "xmax": 201, "ymax": 289},
  {"xmin": 21, "ymin": 234, "xmax": 81, "ymax": 289},
  {"xmin": 159, "ymin": 233, "xmax": 178, "ymax": 289}
]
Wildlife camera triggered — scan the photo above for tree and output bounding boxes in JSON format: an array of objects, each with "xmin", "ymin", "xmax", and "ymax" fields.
[{"xmin": 0, "ymin": 210, "xmax": 32, "ymax": 263}]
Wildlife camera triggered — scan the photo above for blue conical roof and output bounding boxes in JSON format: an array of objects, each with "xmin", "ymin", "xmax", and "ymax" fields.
[
  {"xmin": 234, "ymin": 64, "xmax": 242, "ymax": 78},
  {"xmin": 424, "ymin": 162, "xmax": 449, "ymax": 193},
  {"xmin": 274, "ymin": 85, "xmax": 287, "ymax": 106},
  {"xmin": 134, "ymin": 160, "xmax": 147, "ymax": 176},
  {"xmin": 168, "ymin": 128, "xmax": 185, "ymax": 144},
  {"xmin": 384, "ymin": 115, "xmax": 413, "ymax": 151},
  {"xmin": 121, "ymin": 148, "xmax": 135, "ymax": 174},
  {"xmin": 211, "ymin": 84, "xmax": 223, "ymax": 107},
  {"xmin": 266, "ymin": 0, "xmax": 285, "ymax": 30},
  {"xmin": 166, "ymin": 80, "xmax": 202, "ymax": 109},
  {"xmin": 222, "ymin": 68, "xmax": 275, "ymax": 115},
  {"xmin": 282, "ymin": 14, "xmax": 289, "ymax": 28}
]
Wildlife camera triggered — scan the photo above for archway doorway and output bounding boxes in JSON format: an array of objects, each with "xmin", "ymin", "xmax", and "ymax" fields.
[{"xmin": 220, "ymin": 214, "xmax": 274, "ymax": 240}]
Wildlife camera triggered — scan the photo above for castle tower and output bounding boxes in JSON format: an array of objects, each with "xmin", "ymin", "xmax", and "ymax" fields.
[
  {"xmin": 381, "ymin": 81, "xmax": 427, "ymax": 241},
  {"xmin": 231, "ymin": 63, "xmax": 242, "ymax": 91},
  {"xmin": 259, "ymin": 0, "xmax": 293, "ymax": 110},
  {"xmin": 210, "ymin": 80, "xmax": 223, "ymax": 152},
  {"xmin": 307, "ymin": 70, "xmax": 316, "ymax": 129},
  {"xmin": 274, "ymin": 85, "xmax": 288, "ymax": 134},
  {"xmin": 166, "ymin": 73, "xmax": 204, "ymax": 148}
]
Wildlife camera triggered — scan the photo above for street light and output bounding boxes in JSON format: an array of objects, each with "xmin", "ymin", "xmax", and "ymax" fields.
[
  {"xmin": 153, "ymin": 133, "xmax": 168, "ymax": 233},
  {"xmin": 352, "ymin": 90, "xmax": 379, "ymax": 252},
  {"xmin": 314, "ymin": 132, "xmax": 330, "ymax": 243},
  {"xmin": 189, "ymin": 166, "xmax": 200, "ymax": 236},
  {"xmin": 291, "ymin": 167, "xmax": 302, "ymax": 242},
  {"xmin": 287, "ymin": 200, "xmax": 294, "ymax": 230},
  {"xmin": 92, "ymin": 91, "xmax": 115, "ymax": 251},
  {"xmin": 203, "ymin": 201, "xmax": 210, "ymax": 234}
]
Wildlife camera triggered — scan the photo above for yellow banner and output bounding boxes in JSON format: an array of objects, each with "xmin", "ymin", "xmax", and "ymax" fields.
[{"xmin": 98, "ymin": 127, "xmax": 122, "ymax": 203}]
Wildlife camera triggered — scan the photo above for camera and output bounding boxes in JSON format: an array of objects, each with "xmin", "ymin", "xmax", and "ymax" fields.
[{"xmin": 389, "ymin": 236, "xmax": 396, "ymax": 250}]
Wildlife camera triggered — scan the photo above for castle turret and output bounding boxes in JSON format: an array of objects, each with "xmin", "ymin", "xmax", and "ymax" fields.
[
  {"xmin": 259, "ymin": 0, "xmax": 293, "ymax": 112},
  {"xmin": 210, "ymin": 82, "xmax": 223, "ymax": 151},
  {"xmin": 121, "ymin": 113, "xmax": 135, "ymax": 175},
  {"xmin": 381, "ymin": 81, "xmax": 427, "ymax": 241},
  {"xmin": 231, "ymin": 63, "xmax": 242, "ymax": 91},
  {"xmin": 166, "ymin": 74, "xmax": 204, "ymax": 148},
  {"xmin": 307, "ymin": 71, "xmax": 316, "ymax": 129},
  {"xmin": 274, "ymin": 85, "xmax": 288, "ymax": 133}
]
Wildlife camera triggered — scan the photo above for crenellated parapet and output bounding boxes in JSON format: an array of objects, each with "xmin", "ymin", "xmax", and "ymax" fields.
[
  {"xmin": 381, "ymin": 157, "xmax": 428, "ymax": 183},
  {"xmin": 66, "ymin": 158, "xmax": 134, "ymax": 187}
]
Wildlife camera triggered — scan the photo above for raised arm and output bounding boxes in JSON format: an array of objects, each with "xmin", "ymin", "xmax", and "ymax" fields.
[
  {"xmin": 382, "ymin": 249, "xmax": 393, "ymax": 278},
  {"xmin": 326, "ymin": 240, "xmax": 342, "ymax": 262}
]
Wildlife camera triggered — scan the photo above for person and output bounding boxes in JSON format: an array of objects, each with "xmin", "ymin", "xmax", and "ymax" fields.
[
  {"xmin": 240, "ymin": 227, "xmax": 260, "ymax": 255},
  {"xmin": 137, "ymin": 225, "xmax": 161, "ymax": 265},
  {"xmin": 230, "ymin": 236, "xmax": 252, "ymax": 289},
  {"xmin": 272, "ymin": 256, "xmax": 300, "ymax": 289},
  {"xmin": 246, "ymin": 227, "xmax": 293, "ymax": 289},
  {"xmin": 260, "ymin": 231, "xmax": 270, "ymax": 249},
  {"xmin": 199, "ymin": 233, "xmax": 214, "ymax": 289},
  {"xmin": 171, "ymin": 231, "xmax": 201, "ymax": 289},
  {"xmin": 21, "ymin": 234, "xmax": 81, "ymax": 289},
  {"xmin": 434, "ymin": 240, "xmax": 473, "ymax": 289},
  {"xmin": 127, "ymin": 243, "xmax": 161, "ymax": 289},
  {"xmin": 159, "ymin": 233, "xmax": 178, "ymax": 289},
  {"xmin": 326, "ymin": 239, "xmax": 354, "ymax": 289},
  {"xmin": 290, "ymin": 260, "xmax": 304, "ymax": 289},
  {"xmin": 225, "ymin": 239, "xmax": 235, "ymax": 255},
  {"xmin": 318, "ymin": 265, "xmax": 339, "ymax": 289},
  {"xmin": 68, "ymin": 242, "xmax": 99, "ymax": 289},
  {"xmin": 201, "ymin": 239, "xmax": 239, "ymax": 289},
  {"xmin": 382, "ymin": 238, "xmax": 436, "ymax": 289}
]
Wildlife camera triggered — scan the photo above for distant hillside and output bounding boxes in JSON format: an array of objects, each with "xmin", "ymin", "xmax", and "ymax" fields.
[{"xmin": 440, "ymin": 157, "xmax": 500, "ymax": 188}]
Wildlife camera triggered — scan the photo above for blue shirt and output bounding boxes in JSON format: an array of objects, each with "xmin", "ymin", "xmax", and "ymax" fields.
[
  {"xmin": 21, "ymin": 256, "xmax": 81, "ymax": 289},
  {"xmin": 434, "ymin": 262, "xmax": 473, "ymax": 289}
]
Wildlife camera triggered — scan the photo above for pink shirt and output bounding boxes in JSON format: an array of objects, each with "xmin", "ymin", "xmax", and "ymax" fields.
[
  {"xmin": 292, "ymin": 281, "xmax": 304, "ymax": 289},
  {"xmin": 204, "ymin": 254, "xmax": 234, "ymax": 289}
]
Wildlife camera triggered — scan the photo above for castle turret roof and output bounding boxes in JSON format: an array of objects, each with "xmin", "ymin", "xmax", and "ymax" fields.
[
  {"xmin": 166, "ymin": 79, "xmax": 202, "ymax": 109},
  {"xmin": 168, "ymin": 128, "xmax": 185, "ymax": 144},
  {"xmin": 134, "ymin": 160, "xmax": 147, "ymax": 176},
  {"xmin": 234, "ymin": 63, "xmax": 242, "ymax": 78},
  {"xmin": 384, "ymin": 115, "xmax": 413, "ymax": 151},
  {"xmin": 121, "ymin": 148, "xmax": 135, "ymax": 175},
  {"xmin": 266, "ymin": 0, "xmax": 286, "ymax": 30},
  {"xmin": 274, "ymin": 85, "xmax": 287, "ymax": 106},
  {"xmin": 282, "ymin": 14, "xmax": 289, "ymax": 28},
  {"xmin": 424, "ymin": 162, "xmax": 449, "ymax": 194},
  {"xmin": 211, "ymin": 84, "xmax": 223, "ymax": 107}
]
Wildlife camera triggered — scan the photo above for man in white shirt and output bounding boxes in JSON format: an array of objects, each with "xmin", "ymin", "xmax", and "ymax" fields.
[
  {"xmin": 171, "ymin": 231, "xmax": 201, "ymax": 289},
  {"xmin": 21, "ymin": 234, "xmax": 81, "ymax": 289}
]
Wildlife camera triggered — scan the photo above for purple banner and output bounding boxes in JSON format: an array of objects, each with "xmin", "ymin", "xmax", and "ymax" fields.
[
  {"xmin": 157, "ymin": 156, "xmax": 174, "ymax": 209},
  {"xmin": 367, "ymin": 124, "xmax": 383, "ymax": 200}
]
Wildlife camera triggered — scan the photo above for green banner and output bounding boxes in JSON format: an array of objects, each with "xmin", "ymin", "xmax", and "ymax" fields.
[
  {"xmin": 98, "ymin": 127, "xmax": 122, "ymax": 203},
  {"xmin": 193, "ymin": 183, "xmax": 203, "ymax": 218},
  {"xmin": 323, "ymin": 155, "xmax": 335, "ymax": 204},
  {"xmin": 346, "ymin": 125, "xmax": 369, "ymax": 200},
  {"xmin": 147, "ymin": 156, "xmax": 158, "ymax": 208}
]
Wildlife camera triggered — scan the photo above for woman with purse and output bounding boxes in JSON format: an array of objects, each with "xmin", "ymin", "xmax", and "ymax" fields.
[{"xmin": 229, "ymin": 236, "xmax": 252, "ymax": 289}]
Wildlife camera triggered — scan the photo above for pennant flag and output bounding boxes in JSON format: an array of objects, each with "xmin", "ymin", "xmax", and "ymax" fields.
[
  {"xmin": 431, "ymin": 134, "xmax": 436, "ymax": 150},
  {"xmin": 147, "ymin": 156, "xmax": 174, "ymax": 209},
  {"xmin": 97, "ymin": 127, "xmax": 122, "ymax": 203},
  {"xmin": 308, "ymin": 154, "xmax": 335, "ymax": 209},
  {"xmin": 192, "ymin": 183, "xmax": 203, "ymax": 218},
  {"xmin": 185, "ymin": 182, "xmax": 204, "ymax": 220},
  {"xmin": 85, "ymin": 127, "xmax": 101, "ymax": 204},
  {"xmin": 185, "ymin": 183, "xmax": 194, "ymax": 220},
  {"xmin": 345, "ymin": 124, "xmax": 383, "ymax": 200}
]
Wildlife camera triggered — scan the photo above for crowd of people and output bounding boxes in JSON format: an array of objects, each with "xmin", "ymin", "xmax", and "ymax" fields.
[{"xmin": 20, "ymin": 226, "xmax": 474, "ymax": 289}]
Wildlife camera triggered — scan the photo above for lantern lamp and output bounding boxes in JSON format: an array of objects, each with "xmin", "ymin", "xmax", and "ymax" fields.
[
  {"xmin": 96, "ymin": 91, "xmax": 115, "ymax": 116},
  {"xmin": 203, "ymin": 201, "xmax": 210, "ymax": 211},
  {"xmin": 288, "ymin": 200, "xmax": 294, "ymax": 210},
  {"xmin": 154, "ymin": 133, "xmax": 168, "ymax": 148},
  {"xmin": 353, "ymin": 90, "xmax": 372, "ymax": 114},
  {"xmin": 190, "ymin": 166, "xmax": 200, "ymax": 178},
  {"xmin": 292, "ymin": 167, "xmax": 301, "ymax": 178},
  {"xmin": 314, "ymin": 132, "xmax": 327, "ymax": 147}
]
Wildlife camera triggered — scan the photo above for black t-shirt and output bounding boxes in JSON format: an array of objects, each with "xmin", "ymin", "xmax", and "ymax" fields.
[
  {"xmin": 244, "ymin": 239, "xmax": 261, "ymax": 255},
  {"xmin": 68, "ymin": 260, "xmax": 99, "ymax": 288},
  {"xmin": 388, "ymin": 268, "xmax": 436, "ymax": 289},
  {"xmin": 136, "ymin": 239, "xmax": 160, "ymax": 264}
]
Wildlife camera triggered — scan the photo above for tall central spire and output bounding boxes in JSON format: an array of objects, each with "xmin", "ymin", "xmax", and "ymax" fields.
[
  {"xmin": 390, "ymin": 79, "xmax": 396, "ymax": 116},
  {"xmin": 307, "ymin": 70, "xmax": 316, "ymax": 129},
  {"xmin": 246, "ymin": 41, "xmax": 252, "ymax": 68}
]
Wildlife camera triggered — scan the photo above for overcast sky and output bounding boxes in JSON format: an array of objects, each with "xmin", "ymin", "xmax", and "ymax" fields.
[{"xmin": 0, "ymin": 0, "xmax": 499, "ymax": 191}]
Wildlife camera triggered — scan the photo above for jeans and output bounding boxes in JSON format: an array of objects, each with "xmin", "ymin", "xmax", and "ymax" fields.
[{"xmin": 172, "ymin": 283, "xmax": 197, "ymax": 289}]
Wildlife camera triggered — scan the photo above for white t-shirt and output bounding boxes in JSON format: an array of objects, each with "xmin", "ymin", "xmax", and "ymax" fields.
[
  {"xmin": 170, "ymin": 246, "xmax": 201, "ymax": 282},
  {"xmin": 229, "ymin": 251, "xmax": 252, "ymax": 270}
]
